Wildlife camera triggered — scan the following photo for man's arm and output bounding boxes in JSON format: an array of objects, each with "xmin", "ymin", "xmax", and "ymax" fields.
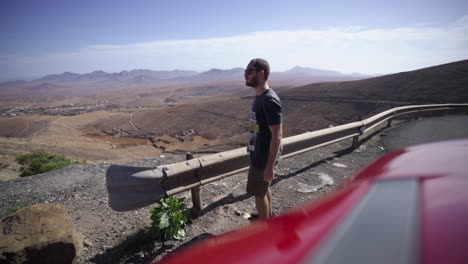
[{"xmin": 264, "ymin": 123, "xmax": 282, "ymax": 181}]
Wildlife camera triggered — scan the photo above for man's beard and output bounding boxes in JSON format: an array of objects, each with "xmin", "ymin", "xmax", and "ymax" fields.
[{"xmin": 246, "ymin": 76, "xmax": 259, "ymax": 87}]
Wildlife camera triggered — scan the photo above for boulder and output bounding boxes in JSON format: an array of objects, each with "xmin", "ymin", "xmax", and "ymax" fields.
[{"xmin": 0, "ymin": 203, "xmax": 81, "ymax": 264}]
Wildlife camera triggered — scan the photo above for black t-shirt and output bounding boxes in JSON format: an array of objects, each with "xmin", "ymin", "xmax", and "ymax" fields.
[{"xmin": 248, "ymin": 89, "xmax": 282, "ymax": 169}]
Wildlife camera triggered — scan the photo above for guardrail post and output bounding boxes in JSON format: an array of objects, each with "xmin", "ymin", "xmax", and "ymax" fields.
[
  {"xmin": 187, "ymin": 152, "xmax": 203, "ymax": 210},
  {"xmin": 352, "ymin": 114, "xmax": 364, "ymax": 149},
  {"xmin": 386, "ymin": 118, "xmax": 393, "ymax": 128}
]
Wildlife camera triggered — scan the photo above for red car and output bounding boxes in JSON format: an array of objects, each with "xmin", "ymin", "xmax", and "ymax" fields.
[{"xmin": 154, "ymin": 139, "xmax": 468, "ymax": 264}]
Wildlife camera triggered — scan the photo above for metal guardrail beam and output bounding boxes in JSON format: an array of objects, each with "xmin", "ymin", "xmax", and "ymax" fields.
[{"xmin": 106, "ymin": 103, "xmax": 468, "ymax": 211}]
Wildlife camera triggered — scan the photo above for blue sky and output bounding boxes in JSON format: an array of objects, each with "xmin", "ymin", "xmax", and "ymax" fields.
[{"xmin": 1, "ymin": 0, "xmax": 467, "ymax": 80}]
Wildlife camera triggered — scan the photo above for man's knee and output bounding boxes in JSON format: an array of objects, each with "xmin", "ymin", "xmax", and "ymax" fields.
[{"xmin": 254, "ymin": 194, "xmax": 267, "ymax": 201}]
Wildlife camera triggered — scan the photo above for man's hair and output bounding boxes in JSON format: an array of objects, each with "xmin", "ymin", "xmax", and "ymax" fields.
[{"xmin": 251, "ymin": 58, "xmax": 270, "ymax": 81}]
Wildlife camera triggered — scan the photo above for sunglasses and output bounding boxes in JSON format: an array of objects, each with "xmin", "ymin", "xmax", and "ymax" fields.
[{"xmin": 245, "ymin": 68, "xmax": 259, "ymax": 74}]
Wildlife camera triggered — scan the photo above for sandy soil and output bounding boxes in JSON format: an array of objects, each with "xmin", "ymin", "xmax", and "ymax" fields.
[
  {"xmin": 0, "ymin": 118, "xmax": 48, "ymax": 137},
  {"xmin": 0, "ymin": 110, "xmax": 163, "ymax": 180}
]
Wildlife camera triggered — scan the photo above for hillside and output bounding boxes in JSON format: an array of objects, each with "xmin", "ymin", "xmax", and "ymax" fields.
[
  {"xmin": 90, "ymin": 94, "xmax": 390, "ymax": 156},
  {"xmin": 282, "ymin": 59, "xmax": 468, "ymax": 103}
]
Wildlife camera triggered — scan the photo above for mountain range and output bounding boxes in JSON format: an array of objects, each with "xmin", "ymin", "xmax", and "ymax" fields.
[
  {"xmin": 0, "ymin": 67, "xmax": 375, "ymax": 89},
  {"xmin": 2, "ymin": 60, "xmax": 467, "ymax": 104}
]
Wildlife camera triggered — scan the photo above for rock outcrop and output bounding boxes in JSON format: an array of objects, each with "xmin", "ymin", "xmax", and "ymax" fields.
[{"xmin": 0, "ymin": 203, "xmax": 81, "ymax": 264}]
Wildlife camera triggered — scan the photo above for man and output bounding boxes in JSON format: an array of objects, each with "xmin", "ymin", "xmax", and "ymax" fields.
[{"xmin": 245, "ymin": 58, "xmax": 283, "ymax": 220}]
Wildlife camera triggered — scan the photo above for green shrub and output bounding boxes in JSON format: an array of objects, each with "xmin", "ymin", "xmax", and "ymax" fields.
[
  {"xmin": 150, "ymin": 196, "xmax": 191, "ymax": 241},
  {"xmin": 15, "ymin": 151, "xmax": 85, "ymax": 177}
]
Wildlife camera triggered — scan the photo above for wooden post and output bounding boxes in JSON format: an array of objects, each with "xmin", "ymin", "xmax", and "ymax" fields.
[
  {"xmin": 187, "ymin": 152, "xmax": 202, "ymax": 210},
  {"xmin": 352, "ymin": 114, "xmax": 364, "ymax": 149}
]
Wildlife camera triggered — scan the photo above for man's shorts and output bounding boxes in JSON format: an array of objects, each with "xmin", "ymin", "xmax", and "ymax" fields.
[{"xmin": 246, "ymin": 166, "xmax": 271, "ymax": 197}]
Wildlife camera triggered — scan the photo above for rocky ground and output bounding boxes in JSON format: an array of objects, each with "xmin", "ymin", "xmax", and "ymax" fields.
[{"xmin": 0, "ymin": 125, "xmax": 391, "ymax": 264}]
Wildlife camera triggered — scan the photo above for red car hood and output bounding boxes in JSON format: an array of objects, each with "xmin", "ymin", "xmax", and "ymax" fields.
[{"xmin": 155, "ymin": 140, "xmax": 468, "ymax": 264}]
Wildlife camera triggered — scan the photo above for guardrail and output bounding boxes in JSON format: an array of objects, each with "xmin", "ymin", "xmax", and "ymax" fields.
[{"xmin": 106, "ymin": 103, "xmax": 468, "ymax": 212}]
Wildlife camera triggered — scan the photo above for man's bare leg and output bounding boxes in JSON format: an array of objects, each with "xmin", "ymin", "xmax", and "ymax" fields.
[
  {"xmin": 266, "ymin": 188, "xmax": 272, "ymax": 216},
  {"xmin": 255, "ymin": 195, "xmax": 270, "ymax": 220}
]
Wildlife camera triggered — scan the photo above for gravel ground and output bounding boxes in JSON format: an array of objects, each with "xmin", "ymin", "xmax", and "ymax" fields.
[{"xmin": 0, "ymin": 126, "xmax": 390, "ymax": 264}]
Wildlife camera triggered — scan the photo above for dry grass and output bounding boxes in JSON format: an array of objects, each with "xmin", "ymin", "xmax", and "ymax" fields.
[{"xmin": 0, "ymin": 118, "xmax": 48, "ymax": 137}]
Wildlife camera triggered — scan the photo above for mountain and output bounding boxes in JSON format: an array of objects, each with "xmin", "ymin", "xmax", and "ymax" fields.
[
  {"xmin": 34, "ymin": 69, "xmax": 198, "ymax": 85},
  {"xmin": 0, "ymin": 66, "xmax": 380, "ymax": 100},
  {"xmin": 283, "ymin": 66, "xmax": 343, "ymax": 76},
  {"xmin": 0, "ymin": 80, "xmax": 28, "ymax": 88},
  {"xmin": 126, "ymin": 75, "xmax": 156, "ymax": 85},
  {"xmin": 182, "ymin": 68, "xmax": 245, "ymax": 82},
  {"xmin": 2, "ymin": 66, "xmax": 374, "ymax": 87},
  {"xmin": 128, "ymin": 69, "xmax": 198, "ymax": 80},
  {"xmin": 282, "ymin": 59, "xmax": 468, "ymax": 103},
  {"xmin": 77, "ymin": 70, "xmax": 110, "ymax": 80},
  {"xmin": 40, "ymin": 72, "xmax": 81, "ymax": 82}
]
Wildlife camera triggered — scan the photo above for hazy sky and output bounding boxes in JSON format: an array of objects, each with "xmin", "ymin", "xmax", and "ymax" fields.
[{"xmin": 1, "ymin": 0, "xmax": 467, "ymax": 80}]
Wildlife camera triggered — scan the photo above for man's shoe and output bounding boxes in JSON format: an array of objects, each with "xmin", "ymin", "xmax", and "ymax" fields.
[
  {"xmin": 248, "ymin": 213, "xmax": 259, "ymax": 221},
  {"xmin": 248, "ymin": 212, "xmax": 275, "ymax": 221}
]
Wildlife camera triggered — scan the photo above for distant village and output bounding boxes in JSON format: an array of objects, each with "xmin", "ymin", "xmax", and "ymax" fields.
[
  {"xmin": 0, "ymin": 95, "xmax": 182, "ymax": 117},
  {"xmin": 0, "ymin": 100, "xmax": 119, "ymax": 117}
]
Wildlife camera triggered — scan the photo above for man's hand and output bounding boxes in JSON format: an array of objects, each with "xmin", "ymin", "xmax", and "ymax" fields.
[
  {"xmin": 264, "ymin": 123, "xmax": 282, "ymax": 182},
  {"xmin": 246, "ymin": 146, "xmax": 250, "ymax": 153},
  {"xmin": 264, "ymin": 166, "xmax": 274, "ymax": 182}
]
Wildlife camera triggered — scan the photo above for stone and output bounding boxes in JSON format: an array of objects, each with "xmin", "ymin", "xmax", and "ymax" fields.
[
  {"xmin": 83, "ymin": 239, "xmax": 93, "ymax": 247},
  {"xmin": 296, "ymin": 182, "xmax": 318, "ymax": 193},
  {"xmin": 0, "ymin": 203, "xmax": 81, "ymax": 264},
  {"xmin": 296, "ymin": 173, "xmax": 334, "ymax": 193},
  {"xmin": 332, "ymin": 162, "xmax": 348, "ymax": 168}
]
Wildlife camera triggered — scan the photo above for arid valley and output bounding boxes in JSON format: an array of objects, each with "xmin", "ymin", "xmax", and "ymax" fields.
[{"xmin": 1, "ymin": 60, "xmax": 468, "ymax": 181}]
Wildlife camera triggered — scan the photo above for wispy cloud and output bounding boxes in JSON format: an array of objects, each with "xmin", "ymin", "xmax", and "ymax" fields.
[{"xmin": 2, "ymin": 15, "xmax": 468, "ymax": 79}]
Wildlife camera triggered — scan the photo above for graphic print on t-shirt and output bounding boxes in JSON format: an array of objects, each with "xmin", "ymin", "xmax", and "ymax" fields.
[{"xmin": 249, "ymin": 111, "xmax": 259, "ymax": 152}]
